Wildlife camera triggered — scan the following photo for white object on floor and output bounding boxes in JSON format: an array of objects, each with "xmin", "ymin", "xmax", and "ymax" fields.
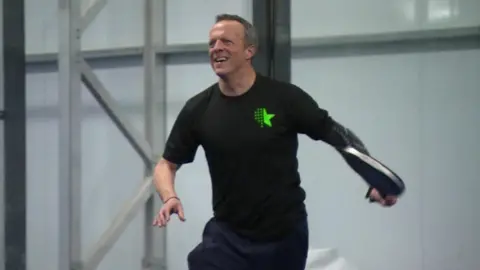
[{"xmin": 305, "ymin": 248, "xmax": 359, "ymax": 270}]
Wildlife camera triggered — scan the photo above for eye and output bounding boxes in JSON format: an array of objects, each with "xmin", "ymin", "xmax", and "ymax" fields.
[{"xmin": 208, "ymin": 38, "xmax": 233, "ymax": 48}]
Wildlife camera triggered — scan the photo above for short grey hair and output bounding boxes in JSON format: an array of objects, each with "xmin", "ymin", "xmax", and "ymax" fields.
[{"xmin": 215, "ymin": 14, "xmax": 258, "ymax": 49}]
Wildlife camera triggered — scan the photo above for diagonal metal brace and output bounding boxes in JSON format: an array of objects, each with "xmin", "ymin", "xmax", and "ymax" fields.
[
  {"xmin": 80, "ymin": 0, "xmax": 108, "ymax": 34},
  {"xmin": 81, "ymin": 176, "xmax": 155, "ymax": 270},
  {"xmin": 79, "ymin": 58, "xmax": 154, "ymax": 168}
]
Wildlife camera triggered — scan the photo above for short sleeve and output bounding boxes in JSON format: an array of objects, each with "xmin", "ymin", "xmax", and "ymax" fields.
[
  {"xmin": 286, "ymin": 85, "xmax": 334, "ymax": 141},
  {"xmin": 162, "ymin": 101, "xmax": 200, "ymax": 165}
]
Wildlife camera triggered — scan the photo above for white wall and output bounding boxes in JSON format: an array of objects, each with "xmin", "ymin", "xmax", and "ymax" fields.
[
  {"xmin": 291, "ymin": 0, "xmax": 480, "ymax": 39},
  {"xmin": 164, "ymin": 1, "xmax": 480, "ymax": 270},
  {"xmin": 166, "ymin": 0, "xmax": 252, "ymax": 45},
  {"xmin": 26, "ymin": 58, "xmax": 146, "ymax": 270},
  {"xmin": 292, "ymin": 48, "xmax": 480, "ymax": 270},
  {"xmin": 165, "ymin": 49, "xmax": 480, "ymax": 270},
  {"xmin": 164, "ymin": 1, "xmax": 252, "ymax": 269},
  {"xmin": 25, "ymin": 0, "xmax": 252, "ymax": 269},
  {"xmin": 164, "ymin": 54, "xmax": 216, "ymax": 270},
  {"xmin": 24, "ymin": 0, "xmax": 479, "ymax": 270},
  {"xmin": 26, "ymin": 0, "xmax": 144, "ymax": 54}
]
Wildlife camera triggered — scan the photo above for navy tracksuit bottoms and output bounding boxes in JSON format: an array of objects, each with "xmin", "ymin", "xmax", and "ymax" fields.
[{"xmin": 187, "ymin": 217, "xmax": 309, "ymax": 270}]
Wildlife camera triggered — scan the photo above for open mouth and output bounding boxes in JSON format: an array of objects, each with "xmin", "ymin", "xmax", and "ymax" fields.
[{"xmin": 214, "ymin": 57, "xmax": 228, "ymax": 63}]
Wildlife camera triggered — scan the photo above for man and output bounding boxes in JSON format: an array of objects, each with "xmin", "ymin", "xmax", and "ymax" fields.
[{"xmin": 152, "ymin": 14, "xmax": 398, "ymax": 270}]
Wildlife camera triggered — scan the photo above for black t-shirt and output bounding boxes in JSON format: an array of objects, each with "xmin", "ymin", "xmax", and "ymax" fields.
[{"xmin": 163, "ymin": 73, "xmax": 335, "ymax": 241}]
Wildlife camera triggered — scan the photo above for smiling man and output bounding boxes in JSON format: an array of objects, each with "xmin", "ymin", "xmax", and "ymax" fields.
[{"xmin": 152, "ymin": 14, "xmax": 398, "ymax": 270}]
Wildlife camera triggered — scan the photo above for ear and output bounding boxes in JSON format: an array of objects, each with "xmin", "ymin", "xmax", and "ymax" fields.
[{"xmin": 245, "ymin": 45, "xmax": 256, "ymax": 60}]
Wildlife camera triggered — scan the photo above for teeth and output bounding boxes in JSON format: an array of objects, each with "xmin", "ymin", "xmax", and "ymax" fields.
[{"xmin": 215, "ymin": 57, "xmax": 227, "ymax": 62}]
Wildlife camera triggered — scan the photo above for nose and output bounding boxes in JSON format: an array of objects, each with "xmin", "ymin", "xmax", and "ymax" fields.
[{"xmin": 211, "ymin": 40, "xmax": 225, "ymax": 51}]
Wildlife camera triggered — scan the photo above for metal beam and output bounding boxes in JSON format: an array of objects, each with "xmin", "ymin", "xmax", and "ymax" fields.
[
  {"xmin": 81, "ymin": 177, "xmax": 155, "ymax": 270},
  {"xmin": 252, "ymin": 0, "xmax": 292, "ymax": 82},
  {"xmin": 2, "ymin": 0, "xmax": 26, "ymax": 269},
  {"xmin": 57, "ymin": 1, "xmax": 82, "ymax": 270},
  {"xmin": 80, "ymin": 0, "xmax": 107, "ymax": 34},
  {"xmin": 79, "ymin": 59, "xmax": 154, "ymax": 168},
  {"xmin": 26, "ymin": 43, "xmax": 208, "ymax": 64},
  {"xmin": 27, "ymin": 46, "xmax": 145, "ymax": 64},
  {"xmin": 292, "ymin": 33, "xmax": 480, "ymax": 59},
  {"xmin": 251, "ymin": 0, "xmax": 270, "ymax": 76},
  {"xmin": 0, "ymin": 0, "xmax": 4, "ymax": 267},
  {"xmin": 271, "ymin": 0, "xmax": 291, "ymax": 82},
  {"xmin": 72, "ymin": 1, "xmax": 165, "ymax": 268},
  {"xmin": 293, "ymin": 25, "xmax": 480, "ymax": 49},
  {"xmin": 25, "ymin": 26, "xmax": 480, "ymax": 64},
  {"xmin": 142, "ymin": 0, "xmax": 167, "ymax": 268}
]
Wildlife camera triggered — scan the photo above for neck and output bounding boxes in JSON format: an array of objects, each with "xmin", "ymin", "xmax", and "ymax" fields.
[{"xmin": 218, "ymin": 66, "xmax": 256, "ymax": 96}]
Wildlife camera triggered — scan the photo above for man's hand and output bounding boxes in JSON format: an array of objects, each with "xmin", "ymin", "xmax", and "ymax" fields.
[
  {"xmin": 368, "ymin": 188, "xmax": 398, "ymax": 207},
  {"xmin": 153, "ymin": 197, "xmax": 186, "ymax": 227}
]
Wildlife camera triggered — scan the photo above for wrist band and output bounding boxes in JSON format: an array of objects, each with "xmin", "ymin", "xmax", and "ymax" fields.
[
  {"xmin": 365, "ymin": 187, "xmax": 373, "ymax": 198},
  {"xmin": 163, "ymin": 196, "xmax": 180, "ymax": 204},
  {"xmin": 366, "ymin": 187, "xmax": 375, "ymax": 203}
]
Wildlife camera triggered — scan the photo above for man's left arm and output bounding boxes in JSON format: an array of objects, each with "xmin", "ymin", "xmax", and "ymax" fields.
[{"xmin": 286, "ymin": 85, "xmax": 375, "ymax": 199}]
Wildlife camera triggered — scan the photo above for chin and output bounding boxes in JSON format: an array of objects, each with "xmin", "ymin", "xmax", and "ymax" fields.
[{"xmin": 213, "ymin": 68, "xmax": 231, "ymax": 77}]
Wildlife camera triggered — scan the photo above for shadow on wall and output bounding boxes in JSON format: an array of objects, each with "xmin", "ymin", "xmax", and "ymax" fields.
[
  {"xmin": 292, "ymin": 35, "xmax": 480, "ymax": 59},
  {"xmin": 306, "ymin": 248, "xmax": 359, "ymax": 270}
]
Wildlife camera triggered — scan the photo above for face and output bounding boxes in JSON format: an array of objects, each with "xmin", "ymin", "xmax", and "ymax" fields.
[{"xmin": 208, "ymin": 20, "xmax": 255, "ymax": 76}]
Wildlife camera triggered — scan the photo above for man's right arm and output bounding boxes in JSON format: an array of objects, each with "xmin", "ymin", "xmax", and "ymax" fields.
[
  {"xmin": 152, "ymin": 98, "xmax": 201, "ymax": 202},
  {"xmin": 153, "ymin": 158, "xmax": 179, "ymax": 202}
]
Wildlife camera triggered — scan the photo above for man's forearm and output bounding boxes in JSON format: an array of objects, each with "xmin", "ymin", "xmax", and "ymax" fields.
[
  {"xmin": 322, "ymin": 119, "xmax": 374, "ymax": 197},
  {"xmin": 153, "ymin": 158, "xmax": 178, "ymax": 202},
  {"xmin": 322, "ymin": 119, "xmax": 369, "ymax": 155}
]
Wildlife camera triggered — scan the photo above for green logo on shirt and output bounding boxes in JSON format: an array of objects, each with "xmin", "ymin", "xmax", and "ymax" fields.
[{"xmin": 254, "ymin": 108, "xmax": 275, "ymax": 128}]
